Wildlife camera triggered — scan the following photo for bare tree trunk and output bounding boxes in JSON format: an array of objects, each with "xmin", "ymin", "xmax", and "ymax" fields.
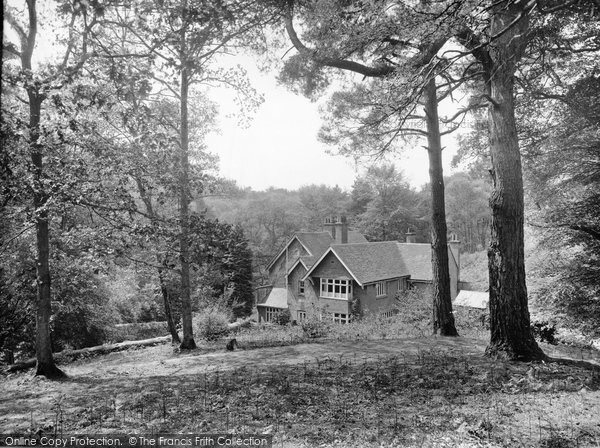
[
  {"xmin": 29, "ymin": 92, "xmax": 65, "ymax": 379},
  {"xmin": 423, "ymin": 78, "xmax": 458, "ymax": 336},
  {"xmin": 178, "ymin": 8, "xmax": 196, "ymax": 350},
  {"xmin": 484, "ymin": 4, "xmax": 545, "ymax": 361},
  {"xmin": 158, "ymin": 267, "xmax": 181, "ymax": 344}
]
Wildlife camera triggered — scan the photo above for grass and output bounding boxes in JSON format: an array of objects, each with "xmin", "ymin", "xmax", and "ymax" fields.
[{"xmin": 2, "ymin": 313, "xmax": 600, "ymax": 447}]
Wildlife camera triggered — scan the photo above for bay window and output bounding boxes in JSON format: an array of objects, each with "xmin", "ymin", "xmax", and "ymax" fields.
[{"xmin": 320, "ymin": 278, "xmax": 352, "ymax": 300}]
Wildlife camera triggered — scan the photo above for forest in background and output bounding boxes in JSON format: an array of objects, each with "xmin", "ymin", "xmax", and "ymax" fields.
[{"xmin": 203, "ymin": 166, "xmax": 492, "ymax": 278}]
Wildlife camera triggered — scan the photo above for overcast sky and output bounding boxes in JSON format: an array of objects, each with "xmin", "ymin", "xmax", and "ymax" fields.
[{"xmin": 205, "ymin": 57, "xmax": 459, "ymax": 192}]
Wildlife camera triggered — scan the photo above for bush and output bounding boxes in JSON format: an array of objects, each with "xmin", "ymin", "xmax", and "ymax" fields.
[
  {"xmin": 302, "ymin": 318, "xmax": 330, "ymax": 338},
  {"xmin": 273, "ymin": 309, "xmax": 291, "ymax": 326},
  {"xmin": 394, "ymin": 288, "xmax": 431, "ymax": 333},
  {"xmin": 50, "ymin": 262, "xmax": 116, "ymax": 351},
  {"xmin": 195, "ymin": 309, "xmax": 230, "ymax": 341}
]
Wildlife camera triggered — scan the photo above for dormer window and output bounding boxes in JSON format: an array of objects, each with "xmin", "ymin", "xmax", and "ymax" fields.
[{"xmin": 298, "ymin": 280, "xmax": 305, "ymax": 295}]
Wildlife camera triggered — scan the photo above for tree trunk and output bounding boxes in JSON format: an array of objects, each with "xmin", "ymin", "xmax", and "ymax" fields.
[
  {"xmin": 133, "ymin": 175, "xmax": 181, "ymax": 345},
  {"xmin": 423, "ymin": 78, "xmax": 458, "ymax": 336},
  {"xmin": 158, "ymin": 267, "xmax": 181, "ymax": 344},
  {"xmin": 178, "ymin": 10, "xmax": 196, "ymax": 350},
  {"xmin": 29, "ymin": 92, "xmax": 65, "ymax": 379},
  {"xmin": 484, "ymin": 4, "xmax": 545, "ymax": 361}
]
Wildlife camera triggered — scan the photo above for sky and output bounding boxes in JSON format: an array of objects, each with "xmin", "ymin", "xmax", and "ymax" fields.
[
  {"xmin": 205, "ymin": 57, "xmax": 460, "ymax": 193},
  {"xmin": 5, "ymin": 3, "xmax": 460, "ymax": 193}
]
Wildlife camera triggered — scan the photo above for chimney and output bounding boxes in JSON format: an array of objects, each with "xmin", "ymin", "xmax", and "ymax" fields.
[
  {"xmin": 323, "ymin": 216, "xmax": 336, "ymax": 240},
  {"xmin": 405, "ymin": 228, "xmax": 417, "ymax": 243},
  {"xmin": 324, "ymin": 216, "xmax": 348, "ymax": 244},
  {"xmin": 335, "ymin": 216, "xmax": 348, "ymax": 244}
]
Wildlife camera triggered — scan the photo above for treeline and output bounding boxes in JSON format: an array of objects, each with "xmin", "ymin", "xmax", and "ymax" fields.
[{"xmin": 205, "ymin": 165, "xmax": 492, "ymax": 278}]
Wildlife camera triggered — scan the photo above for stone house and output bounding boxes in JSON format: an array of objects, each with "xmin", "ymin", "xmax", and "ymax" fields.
[{"xmin": 256, "ymin": 217, "xmax": 460, "ymax": 323}]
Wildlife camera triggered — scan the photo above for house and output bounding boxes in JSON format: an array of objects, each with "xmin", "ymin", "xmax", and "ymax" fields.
[{"xmin": 256, "ymin": 217, "xmax": 460, "ymax": 323}]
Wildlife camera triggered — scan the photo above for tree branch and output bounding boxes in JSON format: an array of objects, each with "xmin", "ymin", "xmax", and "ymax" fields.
[
  {"xmin": 284, "ymin": 3, "xmax": 395, "ymax": 78},
  {"xmin": 569, "ymin": 224, "xmax": 600, "ymax": 241}
]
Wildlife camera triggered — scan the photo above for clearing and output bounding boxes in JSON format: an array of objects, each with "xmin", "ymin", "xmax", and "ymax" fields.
[{"xmin": 1, "ymin": 336, "xmax": 599, "ymax": 447}]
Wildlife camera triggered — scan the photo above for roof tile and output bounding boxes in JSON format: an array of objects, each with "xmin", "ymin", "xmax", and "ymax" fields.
[{"xmin": 330, "ymin": 242, "xmax": 411, "ymax": 285}]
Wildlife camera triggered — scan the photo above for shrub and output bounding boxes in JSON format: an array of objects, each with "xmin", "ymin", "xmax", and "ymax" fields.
[
  {"xmin": 273, "ymin": 309, "xmax": 291, "ymax": 326},
  {"xmin": 195, "ymin": 309, "xmax": 230, "ymax": 341},
  {"xmin": 50, "ymin": 261, "xmax": 116, "ymax": 351},
  {"xmin": 302, "ymin": 317, "xmax": 330, "ymax": 338},
  {"xmin": 394, "ymin": 288, "xmax": 431, "ymax": 334}
]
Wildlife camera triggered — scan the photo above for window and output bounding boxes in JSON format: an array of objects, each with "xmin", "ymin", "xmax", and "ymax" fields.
[
  {"xmin": 398, "ymin": 278, "xmax": 407, "ymax": 292},
  {"xmin": 297, "ymin": 311, "xmax": 306, "ymax": 321},
  {"xmin": 333, "ymin": 313, "xmax": 350, "ymax": 324},
  {"xmin": 264, "ymin": 307, "xmax": 281, "ymax": 322},
  {"xmin": 320, "ymin": 278, "xmax": 352, "ymax": 300},
  {"xmin": 376, "ymin": 281, "xmax": 387, "ymax": 297},
  {"xmin": 298, "ymin": 280, "xmax": 305, "ymax": 295},
  {"xmin": 380, "ymin": 309, "xmax": 395, "ymax": 318}
]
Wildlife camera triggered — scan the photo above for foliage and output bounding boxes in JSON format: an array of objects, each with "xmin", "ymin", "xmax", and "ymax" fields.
[
  {"xmin": 444, "ymin": 173, "xmax": 491, "ymax": 253},
  {"xmin": 350, "ymin": 164, "xmax": 428, "ymax": 242},
  {"xmin": 301, "ymin": 317, "xmax": 330, "ymax": 339},
  {"xmin": 297, "ymin": 184, "xmax": 350, "ymax": 231},
  {"xmin": 521, "ymin": 72, "xmax": 600, "ymax": 338},
  {"xmin": 50, "ymin": 261, "xmax": 115, "ymax": 351},
  {"xmin": 188, "ymin": 216, "xmax": 254, "ymax": 318},
  {"xmin": 0, "ymin": 232, "xmax": 117, "ymax": 359},
  {"xmin": 393, "ymin": 288, "xmax": 432, "ymax": 334},
  {"xmin": 0, "ymin": 263, "xmax": 36, "ymax": 362},
  {"xmin": 205, "ymin": 186, "xmax": 347, "ymax": 278},
  {"xmin": 223, "ymin": 225, "xmax": 254, "ymax": 318},
  {"xmin": 194, "ymin": 309, "xmax": 230, "ymax": 342},
  {"xmin": 272, "ymin": 309, "xmax": 291, "ymax": 326}
]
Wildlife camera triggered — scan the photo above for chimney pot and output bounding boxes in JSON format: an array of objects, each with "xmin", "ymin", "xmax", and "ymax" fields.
[{"xmin": 325, "ymin": 216, "xmax": 348, "ymax": 243}]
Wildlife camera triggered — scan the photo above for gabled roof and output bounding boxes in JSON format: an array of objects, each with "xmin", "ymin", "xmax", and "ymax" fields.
[
  {"xmin": 303, "ymin": 241, "xmax": 459, "ymax": 286},
  {"xmin": 257, "ymin": 287, "xmax": 288, "ymax": 309},
  {"xmin": 266, "ymin": 236, "xmax": 311, "ymax": 271},
  {"xmin": 267, "ymin": 230, "xmax": 368, "ymax": 271},
  {"xmin": 288, "ymin": 257, "xmax": 308, "ymax": 274},
  {"xmin": 295, "ymin": 232, "xmax": 333, "ymax": 257},
  {"xmin": 303, "ymin": 241, "xmax": 411, "ymax": 286}
]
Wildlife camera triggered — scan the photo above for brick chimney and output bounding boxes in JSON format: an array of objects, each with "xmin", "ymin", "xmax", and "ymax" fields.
[
  {"xmin": 335, "ymin": 216, "xmax": 348, "ymax": 244},
  {"xmin": 324, "ymin": 216, "xmax": 348, "ymax": 244},
  {"xmin": 405, "ymin": 228, "xmax": 417, "ymax": 243}
]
